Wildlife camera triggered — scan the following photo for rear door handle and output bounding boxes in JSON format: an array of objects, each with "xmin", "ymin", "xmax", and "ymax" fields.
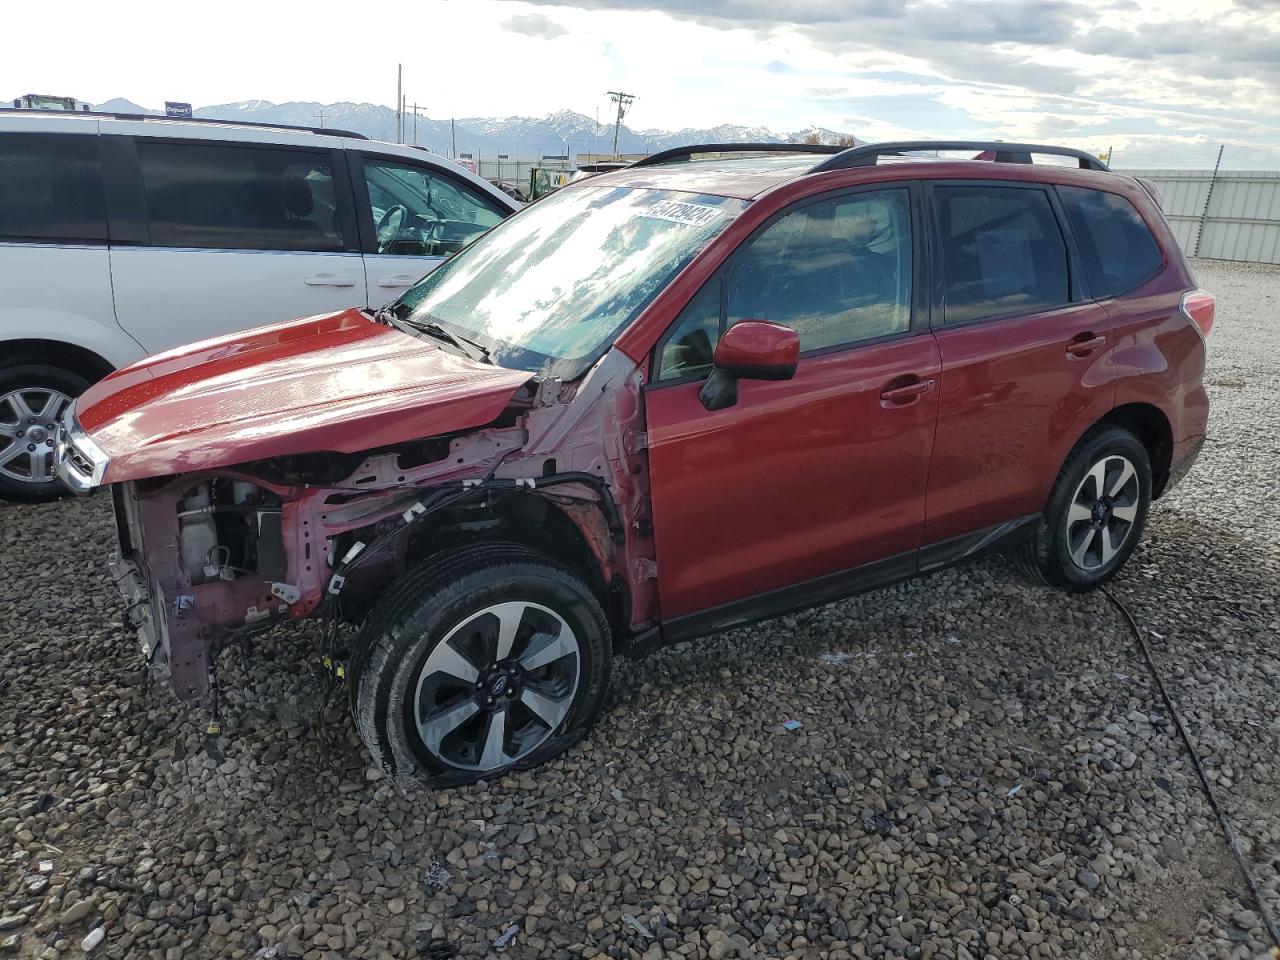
[
  {"xmin": 880, "ymin": 378, "xmax": 935, "ymax": 405},
  {"xmin": 376, "ymin": 274, "xmax": 419, "ymax": 288},
  {"xmin": 1066, "ymin": 334, "xmax": 1106, "ymax": 357},
  {"xmin": 304, "ymin": 274, "xmax": 356, "ymax": 287}
]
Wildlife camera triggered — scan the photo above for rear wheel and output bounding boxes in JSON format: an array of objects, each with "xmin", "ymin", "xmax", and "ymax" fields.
[
  {"xmin": 0, "ymin": 365, "xmax": 87, "ymax": 503},
  {"xmin": 350, "ymin": 543, "xmax": 611, "ymax": 787},
  {"xmin": 1025, "ymin": 426, "xmax": 1152, "ymax": 591}
]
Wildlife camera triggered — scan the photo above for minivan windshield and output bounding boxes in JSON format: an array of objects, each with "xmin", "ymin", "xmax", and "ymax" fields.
[{"xmin": 393, "ymin": 185, "xmax": 747, "ymax": 378}]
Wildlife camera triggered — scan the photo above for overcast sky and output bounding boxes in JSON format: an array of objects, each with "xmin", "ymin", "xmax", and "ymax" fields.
[{"xmin": 7, "ymin": 0, "xmax": 1278, "ymax": 167}]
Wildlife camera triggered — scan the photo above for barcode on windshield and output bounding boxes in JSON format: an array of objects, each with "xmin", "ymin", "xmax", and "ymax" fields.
[{"xmin": 642, "ymin": 200, "xmax": 721, "ymax": 227}]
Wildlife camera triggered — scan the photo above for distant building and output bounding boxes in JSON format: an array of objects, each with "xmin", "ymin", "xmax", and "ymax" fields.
[{"xmin": 11, "ymin": 93, "xmax": 89, "ymax": 111}]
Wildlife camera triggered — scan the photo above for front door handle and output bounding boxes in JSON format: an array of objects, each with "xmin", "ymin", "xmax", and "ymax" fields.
[
  {"xmin": 880, "ymin": 377, "xmax": 935, "ymax": 405},
  {"xmin": 376, "ymin": 274, "xmax": 419, "ymax": 288},
  {"xmin": 304, "ymin": 274, "xmax": 356, "ymax": 287},
  {"xmin": 1066, "ymin": 333, "xmax": 1106, "ymax": 357}
]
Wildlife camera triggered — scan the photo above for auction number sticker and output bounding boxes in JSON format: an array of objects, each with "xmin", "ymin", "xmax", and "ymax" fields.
[{"xmin": 643, "ymin": 199, "xmax": 721, "ymax": 227}]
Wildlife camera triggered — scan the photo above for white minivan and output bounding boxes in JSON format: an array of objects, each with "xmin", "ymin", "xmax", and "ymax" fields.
[{"xmin": 0, "ymin": 110, "xmax": 520, "ymax": 501}]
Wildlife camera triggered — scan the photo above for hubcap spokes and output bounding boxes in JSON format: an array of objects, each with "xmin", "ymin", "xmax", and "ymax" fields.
[
  {"xmin": 1067, "ymin": 454, "xmax": 1140, "ymax": 570},
  {"xmin": 414, "ymin": 601, "xmax": 580, "ymax": 771},
  {"xmin": 0, "ymin": 388, "xmax": 71, "ymax": 484}
]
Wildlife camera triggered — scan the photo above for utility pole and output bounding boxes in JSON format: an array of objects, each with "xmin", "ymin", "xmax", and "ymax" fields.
[
  {"xmin": 395, "ymin": 64, "xmax": 403, "ymax": 143},
  {"xmin": 314, "ymin": 107, "xmax": 326, "ymax": 129},
  {"xmin": 605, "ymin": 91, "xmax": 635, "ymax": 160},
  {"xmin": 410, "ymin": 102, "xmax": 426, "ymax": 146},
  {"xmin": 451, "ymin": 118, "xmax": 456, "ymax": 159},
  {"xmin": 1194, "ymin": 144, "xmax": 1225, "ymax": 258}
]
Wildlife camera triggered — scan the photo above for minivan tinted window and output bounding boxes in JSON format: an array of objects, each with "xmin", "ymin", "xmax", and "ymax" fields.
[
  {"xmin": 0, "ymin": 133, "xmax": 107, "ymax": 243},
  {"xmin": 1059, "ymin": 186, "xmax": 1163, "ymax": 298},
  {"xmin": 935, "ymin": 185, "xmax": 1070, "ymax": 325},
  {"xmin": 136, "ymin": 141, "xmax": 345, "ymax": 252}
]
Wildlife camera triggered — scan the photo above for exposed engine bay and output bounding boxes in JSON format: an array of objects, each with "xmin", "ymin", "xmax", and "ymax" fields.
[{"xmin": 104, "ymin": 350, "xmax": 657, "ymax": 703}]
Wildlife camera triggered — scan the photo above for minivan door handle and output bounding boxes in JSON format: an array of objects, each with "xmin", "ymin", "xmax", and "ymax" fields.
[
  {"xmin": 376, "ymin": 274, "xmax": 419, "ymax": 288},
  {"xmin": 1066, "ymin": 333, "xmax": 1106, "ymax": 357},
  {"xmin": 304, "ymin": 274, "xmax": 356, "ymax": 287},
  {"xmin": 879, "ymin": 377, "xmax": 935, "ymax": 406}
]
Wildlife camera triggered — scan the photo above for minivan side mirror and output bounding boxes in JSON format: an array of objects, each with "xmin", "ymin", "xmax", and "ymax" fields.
[{"xmin": 698, "ymin": 320, "xmax": 800, "ymax": 411}]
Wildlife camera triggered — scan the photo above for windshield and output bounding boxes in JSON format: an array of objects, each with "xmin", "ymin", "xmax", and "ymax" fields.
[{"xmin": 394, "ymin": 185, "xmax": 747, "ymax": 378}]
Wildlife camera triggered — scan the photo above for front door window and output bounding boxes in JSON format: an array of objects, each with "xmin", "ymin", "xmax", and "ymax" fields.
[{"xmin": 362, "ymin": 160, "xmax": 504, "ymax": 257}]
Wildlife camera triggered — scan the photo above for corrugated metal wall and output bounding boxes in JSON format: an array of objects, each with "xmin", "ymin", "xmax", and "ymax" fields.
[{"xmin": 1119, "ymin": 169, "xmax": 1280, "ymax": 264}]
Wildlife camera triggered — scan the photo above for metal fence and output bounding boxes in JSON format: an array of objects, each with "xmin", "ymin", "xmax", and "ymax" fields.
[{"xmin": 1119, "ymin": 168, "xmax": 1280, "ymax": 264}]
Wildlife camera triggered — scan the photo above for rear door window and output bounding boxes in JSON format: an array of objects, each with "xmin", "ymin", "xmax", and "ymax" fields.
[
  {"xmin": 0, "ymin": 133, "xmax": 106, "ymax": 243},
  {"xmin": 934, "ymin": 185, "xmax": 1070, "ymax": 325},
  {"xmin": 135, "ymin": 140, "xmax": 345, "ymax": 251},
  {"xmin": 1058, "ymin": 185, "xmax": 1163, "ymax": 298}
]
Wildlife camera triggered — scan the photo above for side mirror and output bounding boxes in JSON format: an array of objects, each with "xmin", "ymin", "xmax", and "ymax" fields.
[{"xmin": 698, "ymin": 320, "xmax": 799, "ymax": 411}]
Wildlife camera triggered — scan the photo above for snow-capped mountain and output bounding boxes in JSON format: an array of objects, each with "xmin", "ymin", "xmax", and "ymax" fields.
[{"xmin": 82, "ymin": 99, "xmax": 858, "ymax": 158}]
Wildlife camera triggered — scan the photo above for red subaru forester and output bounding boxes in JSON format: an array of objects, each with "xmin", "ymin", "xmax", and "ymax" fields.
[{"xmin": 57, "ymin": 140, "xmax": 1212, "ymax": 786}]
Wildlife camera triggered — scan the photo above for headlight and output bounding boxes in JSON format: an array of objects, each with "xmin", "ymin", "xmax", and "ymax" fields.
[{"xmin": 54, "ymin": 400, "xmax": 110, "ymax": 493}]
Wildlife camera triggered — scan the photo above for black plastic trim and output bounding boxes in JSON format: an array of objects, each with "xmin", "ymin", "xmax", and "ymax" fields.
[
  {"xmin": 630, "ymin": 142, "xmax": 843, "ymax": 168},
  {"xmin": 917, "ymin": 513, "xmax": 1039, "ymax": 572},
  {"xmin": 100, "ymin": 134, "xmax": 148, "ymax": 245},
  {"xmin": 657, "ymin": 513, "xmax": 1042, "ymax": 648},
  {"xmin": 0, "ymin": 107, "xmax": 367, "ymax": 139},
  {"xmin": 662, "ymin": 550, "xmax": 917, "ymax": 644},
  {"xmin": 812, "ymin": 140, "xmax": 1109, "ymax": 173}
]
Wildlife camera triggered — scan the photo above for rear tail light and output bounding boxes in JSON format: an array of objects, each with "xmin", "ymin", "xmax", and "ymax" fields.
[{"xmin": 1180, "ymin": 289, "xmax": 1215, "ymax": 340}]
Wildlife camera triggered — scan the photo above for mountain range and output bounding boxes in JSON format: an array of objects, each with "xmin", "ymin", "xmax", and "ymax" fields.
[{"xmin": 86, "ymin": 98, "xmax": 857, "ymax": 158}]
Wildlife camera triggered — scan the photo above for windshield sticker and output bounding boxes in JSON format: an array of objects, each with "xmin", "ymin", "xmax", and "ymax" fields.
[{"xmin": 642, "ymin": 200, "xmax": 722, "ymax": 227}]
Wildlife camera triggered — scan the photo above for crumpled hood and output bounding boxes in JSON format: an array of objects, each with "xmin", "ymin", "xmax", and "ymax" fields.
[{"xmin": 77, "ymin": 309, "xmax": 532, "ymax": 483}]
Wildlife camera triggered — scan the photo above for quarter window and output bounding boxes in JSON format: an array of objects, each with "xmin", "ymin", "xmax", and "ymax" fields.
[
  {"xmin": 0, "ymin": 133, "xmax": 106, "ymax": 243},
  {"xmin": 362, "ymin": 159, "xmax": 504, "ymax": 257},
  {"xmin": 656, "ymin": 188, "xmax": 913, "ymax": 379},
  {"xmin": 934, "ymin": 185, "xmax": 1070, "ymax": 325},
  {"xmin": 1058, "ymin": 186, "xmax": 1163, "ymax": 298},
  {"xmin": 136, "ymin": 141, "xmax": 345, "ymax": 252}
]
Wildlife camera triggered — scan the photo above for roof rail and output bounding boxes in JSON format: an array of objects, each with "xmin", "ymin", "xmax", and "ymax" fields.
[
  {"xmin": 630, "ymin": 142, "xmax": 844, "ymax": 168},
  {"xmin": 0, "ymin": 107, "xmax": 368, "ymax": 140},
  {"xmin": 810, "ymin": 140, "xmax": 1108, "ymax": 173}
]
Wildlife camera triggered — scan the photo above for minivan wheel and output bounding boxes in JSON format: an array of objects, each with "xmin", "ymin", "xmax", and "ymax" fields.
[
  {"xmin": 1025, "ymin": 426, "xmax": 1152, "ymax": 591},
  {"xmin": 350, "ymin": 543, "xmax": 611, "ymax": 787},
  {"xmin": 0, "ymin": 365, "xmax": 88, "ymax": 503}
]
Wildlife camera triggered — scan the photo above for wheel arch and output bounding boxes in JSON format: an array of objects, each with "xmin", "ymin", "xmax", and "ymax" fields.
[
  {"xmin": 1096, "ymin": 402, "xmax": 1174, "ymax": 498},
  {"xmin": 403, "ymin": 491, "xmax": 628, "ymax": 642},
  {"xmin": 0, "ymin": 339, "xmax": 116, "ymax": 384}
]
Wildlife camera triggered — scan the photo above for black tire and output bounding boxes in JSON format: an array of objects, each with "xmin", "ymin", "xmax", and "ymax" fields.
[
  {"xmin": 1024, "ymin": 426, "xmax": 1152, "ymax": 591},
  {"xmin": 0, "ymin": 365, "xmax": 89, "ymax": 503},
  {"xmin": 349, "ymin": 543, "xmax": 611, "ymax": 787}
]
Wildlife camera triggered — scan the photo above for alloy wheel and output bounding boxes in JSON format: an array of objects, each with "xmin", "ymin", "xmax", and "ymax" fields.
[
  {"xmin": 1066, "ymin": 454, "xmax": 1141, "ymax": 571},
  {"xmin": 413, "ymin": 601, "xmax": 581, "ymax": 772},
  {"xmin": 0, "ymin": 388, "xmax": 72, "ymax": 484}
]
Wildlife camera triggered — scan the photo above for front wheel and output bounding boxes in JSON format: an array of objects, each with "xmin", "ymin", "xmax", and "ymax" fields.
[
  {"xmin": 350, "ymin": 543, "xmax": 611, "ymax": 787},
  {"xmin": 1025, "ymin": 426, "xmax": 1152, "ymax": 591},
  {"xmin": 0, "ymin": 365, "xmax": 88, "ymax": 503}
]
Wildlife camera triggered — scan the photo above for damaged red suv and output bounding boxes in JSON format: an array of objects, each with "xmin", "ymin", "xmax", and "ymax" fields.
[{"xmin": 58, "ymin": 140, "xmax": 1211, "ymax": 786}]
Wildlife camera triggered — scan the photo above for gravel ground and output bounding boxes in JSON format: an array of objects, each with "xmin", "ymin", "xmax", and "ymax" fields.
[{"xmin": 1, "ymin": 259, "xmax": 1278, "ymax": 960}]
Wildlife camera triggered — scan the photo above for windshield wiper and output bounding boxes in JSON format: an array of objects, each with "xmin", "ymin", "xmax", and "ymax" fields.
[
  {"xmin": 372, "ymin": 302, "xmax": 492, "ymax": 365},
  {"xmin": 402, "ymin": 315, "xmax": 492, "ymax": 365}
]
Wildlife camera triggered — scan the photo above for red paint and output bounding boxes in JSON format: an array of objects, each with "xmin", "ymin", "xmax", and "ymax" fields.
[
  {"xmin": 712, "ymin": 320, "xmax": 800, "ymax": 374},
  {"xmin": 921, "ymin": 301, "xmax": 1116, "ymax": 544},
  {"xmin": 77, "ymin": 309, "xmax": 532, "ymax": 483},
  {"xmin": 645, "ymin": 334, "xmax": 941, "ymax": 618}
]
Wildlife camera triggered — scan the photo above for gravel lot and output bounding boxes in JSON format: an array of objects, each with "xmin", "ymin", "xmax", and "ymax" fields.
[{"xmin": 2, "ymin": 258, "xmax": 1278, "ymax": 960}]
